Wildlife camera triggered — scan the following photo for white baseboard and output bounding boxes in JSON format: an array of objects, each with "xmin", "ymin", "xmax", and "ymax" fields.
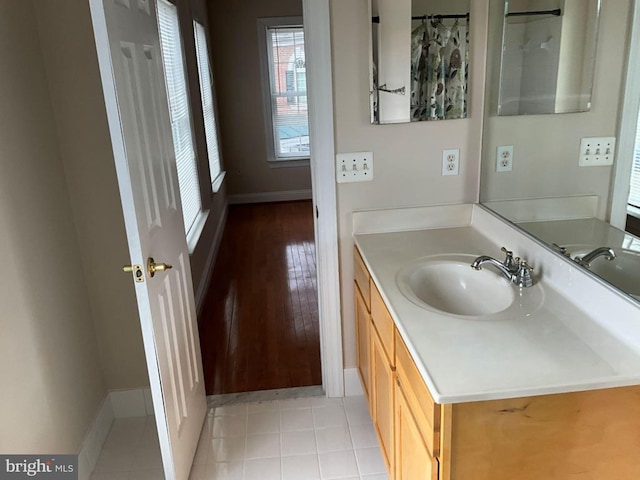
[
  {"xmin": 79, "ymin": 388, "xmax": 155, "ymax": 480},
  {"xmin": 343, "ymin": 367, "xmax": 364, "ymax": 397},
  {"xmin": 195, "ymin": 199, "xmax": 229, "ymax": 312},
  {"xmin": 110, "ymin": 387, "xmax": 155, "ymax": 418},
  {"xmin": 228, "ymin": 189, "xmax": 312, "ymax": 205},
  {"xmin": 78, "ymin": 396, "xmax": 114, "ymax": 480}
]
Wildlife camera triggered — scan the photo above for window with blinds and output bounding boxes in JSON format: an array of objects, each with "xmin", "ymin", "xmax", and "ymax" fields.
[
  {"xmin": 264, "ymin": 25, "xmax": 309, "ymax": 160},
  {"xmin": 193, "ymin": 21, "xmax": 223, "ymax": 189},
  {"xmin": 157, "ymin": 0, "xmax": 202, "ymax": 235},
  {"xmin": 629, "ymin": 109, "xmax": 640, "ymax": 211}
]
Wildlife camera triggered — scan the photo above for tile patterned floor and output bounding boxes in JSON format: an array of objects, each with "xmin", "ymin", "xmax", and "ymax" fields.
[{"xmin": 90, "ymin": 395, "xmax": 388, "ymax": 480}]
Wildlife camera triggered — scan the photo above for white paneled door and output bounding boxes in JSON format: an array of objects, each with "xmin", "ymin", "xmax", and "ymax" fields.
[{"xmin": 89, "ymin": 1, "xmax": 207, "ymax": 479}]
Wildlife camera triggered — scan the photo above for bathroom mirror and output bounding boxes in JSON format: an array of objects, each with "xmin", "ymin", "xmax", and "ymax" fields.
[
  {"xmin": 497, "ymin": 0, "xmax": 600, "ymax": 116},
  {"xmin": 369, "ymin": 0, "xmax": 470, "ymax": 124},
  {"xmin": 480, "ymin": 0, "xmax": 640, "ymax": 301}
]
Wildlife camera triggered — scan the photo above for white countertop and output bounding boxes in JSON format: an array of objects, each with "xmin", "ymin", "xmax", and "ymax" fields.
[{"xmin": 355, "ymin": 224, "xmax": 640, "ymax": 404}]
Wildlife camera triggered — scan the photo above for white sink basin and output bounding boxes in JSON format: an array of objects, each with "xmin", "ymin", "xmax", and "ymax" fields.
[
  {"xmin": 396, "ymin": 254, "xmax": 544, "ymax": 318},
  {"xmin": 568, "ymin": 245, "xmax": 640, "ymax": 297}
]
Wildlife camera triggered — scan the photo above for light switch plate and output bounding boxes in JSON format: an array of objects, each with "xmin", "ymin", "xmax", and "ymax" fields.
[
  {"xmin": 579, "ymin": 137, "xmax": 616, "ymax": 166},
  {"xmin": 336, "ymin": 152, "xmax": 374, "ymax": 183}
]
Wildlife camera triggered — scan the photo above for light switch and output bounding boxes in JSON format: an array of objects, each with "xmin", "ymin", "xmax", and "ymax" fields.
[
  {"xmin": 579, "ymin": 137, "xmax": 616, "ymax": 166},
  {"xmin": 336, "ymin": 152, "xmax": 374, "ymax": 183}
]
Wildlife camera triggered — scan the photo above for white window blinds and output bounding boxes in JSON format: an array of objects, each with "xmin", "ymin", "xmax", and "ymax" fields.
[
  {"xmin": 629, "ymin": 109, "xmax": 640, "ymax": 209},
  {"xmin": 194, "ymin": 21, "xmax": 222, "ymax": 186},
  {"xmin": 157, "ymin": 0, "xmax": 202, "ymax": 235},
  {"xmin": 266, "ymin": 26, "xmax": 309, "ymax": 159}
]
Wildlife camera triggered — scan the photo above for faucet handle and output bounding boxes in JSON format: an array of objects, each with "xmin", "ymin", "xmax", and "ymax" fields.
[
  {"xmin": 519, "ymin": 260, "xmax": 534, "ymax": 271},
  {"xmin": 501, "ymin": 247, "xmax": 518, "ymax": 272},
  {"xmin": 515, "ymin": 260, "xmax": 534, "ymax": 288},
  {"xmin": 552, "ymin": 243, "xmax": 571, "ymax": 257}
]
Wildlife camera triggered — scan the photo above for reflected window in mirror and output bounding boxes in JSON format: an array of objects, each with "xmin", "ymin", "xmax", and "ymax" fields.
[
  {"xmin": 626, "ymin": 109, "xmax": 640, "ymax": 236},
  {"xmin": 370, "ymin": 0, "xmax": 470, "ymax": 124}
]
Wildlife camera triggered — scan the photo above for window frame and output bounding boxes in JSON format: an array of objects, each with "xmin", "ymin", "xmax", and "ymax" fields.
[
  {"xmin": 156, "ymin": 0, "xmax": 204, "ymax": 240},
  {"xmin": 193, "ymin": 19, "xmax": 226, "ymax": 193},
  {"xmin": 257, "ymin": 17, "xmax": 310, "ymax": 167},
  {"xmin": 627, "ymin": 108, "xmax": 640, "ymax": 218}
]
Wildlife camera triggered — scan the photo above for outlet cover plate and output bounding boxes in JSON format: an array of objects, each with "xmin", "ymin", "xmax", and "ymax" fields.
[
  {"xmin": 579, "ymin": 137, "xmax": 616, "ymax": 166},
  {"xmin": 442, "ymin": 149, "xmax": 460, "ymax": 176},
  {"xmin": 496, "ymin": 145, "xmax": 514, "ymax": 172},
  {"xmin": 336, "ymin": 152, "xmax": 374, "ymax": 183}
]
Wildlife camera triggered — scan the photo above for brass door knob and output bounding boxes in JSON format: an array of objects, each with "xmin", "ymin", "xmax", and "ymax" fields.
[{"xmin": 147, "ymin": 257, "xmax": 172, "ymax": 277}]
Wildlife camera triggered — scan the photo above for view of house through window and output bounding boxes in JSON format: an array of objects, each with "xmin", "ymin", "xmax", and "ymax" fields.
[{"xmin": 264, "ymin": 23, "xmax": 309, "ymax": 160}]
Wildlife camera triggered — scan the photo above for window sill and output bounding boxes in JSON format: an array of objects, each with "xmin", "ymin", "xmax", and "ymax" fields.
[
  {"xmin": 268, "ymin": 158, "xmax": 310, "ymax": 169},
  {"xmin": 212, "ymin": 171, "xmax": 226, "ymax": 193},
  {"xmin": 186, "ymin": 209, "xmax": 210, "ymax": 255},
  {"xmin": 627, "ymin": 205, "xmax": 640, "ymax": 220}
]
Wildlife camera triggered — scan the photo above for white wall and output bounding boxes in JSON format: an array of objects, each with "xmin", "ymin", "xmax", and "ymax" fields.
[
  {"xmin": 330, "ymin": 0, "xmax": 488, "ymax": 368},
  {"xmin": 0, "ymin": 1, "xmax": 106, "ymax": 453},
  {"xmin": 33, "ymin": 0, "xmax": 149, "ymax": 391}
]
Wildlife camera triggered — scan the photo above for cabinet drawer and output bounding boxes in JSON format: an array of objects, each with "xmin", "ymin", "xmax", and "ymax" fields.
[
  {"xmin": 371, "ymin": 282, "xmax": 395, "ymax": 364},
  {"xmin": 395, "ymin": 330, "xmax": 440, "ymax": 457},
  {"xmin": 354, "ymin": 246, "xmax": 371, "ymax": 311}
]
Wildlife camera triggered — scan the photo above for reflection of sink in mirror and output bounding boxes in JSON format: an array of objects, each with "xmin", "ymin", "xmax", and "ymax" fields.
[
  {"xmin": 396, "ymin": 254, "xmax": 544, "ymax": 318},
  {"xmin": 566, "ymin": 245, "xmax": 640, "ymax": 298},
  {"xmin": 478, "ymin": 0, "xmax": 640, "ymax": 306}
]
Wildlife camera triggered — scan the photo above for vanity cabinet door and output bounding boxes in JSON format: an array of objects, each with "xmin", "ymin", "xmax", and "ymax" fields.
[
  {"xmin": 395, "ymin": 378, "xmax": 438, "ymax": 480},
  {"xmin": 371, "ymin": 328, "xmax": 395, "ymax": 472},
  {"xmin": 395, "ymin": 330, "xmax": 440, "ymax": 457},
  {"xmin": 355, "ymin": 281, "xmax": 371, "ymax": 401}
]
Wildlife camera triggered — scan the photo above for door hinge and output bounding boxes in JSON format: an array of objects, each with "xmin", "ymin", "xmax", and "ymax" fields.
[{"xmin": 316, "ymin": 206, "xmax": 319, "ymax": 218}]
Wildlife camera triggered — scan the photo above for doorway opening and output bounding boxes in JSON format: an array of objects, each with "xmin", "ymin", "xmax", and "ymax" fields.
[
  {"xmin": 199, "ymin": 200, "xmax": 321, "ymax": 394},
  {"xmin": 198, "ymin": 3, "xmax": 328, "ymax": 396}
]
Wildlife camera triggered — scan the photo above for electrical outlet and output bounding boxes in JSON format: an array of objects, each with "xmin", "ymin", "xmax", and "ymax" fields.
[
  {"xmin": 336, "ymin": 152, "xmax": 374, "ymax": 183},
  {"xmin": 496, "ymin": 145, "xmax": 514, "ymax": 172},
  {"xmin": 442, "ymin": 149, "xmax": 460, "ymax": 176},
  {"xmin": 579, "ymin": 137, "xmax": 616, "ymax": 166}
]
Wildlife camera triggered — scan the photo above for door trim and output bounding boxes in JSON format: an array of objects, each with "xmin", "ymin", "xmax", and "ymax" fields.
[{"xmin": 303, "ymin": 0, "xmax": 344, "ymax": 397}]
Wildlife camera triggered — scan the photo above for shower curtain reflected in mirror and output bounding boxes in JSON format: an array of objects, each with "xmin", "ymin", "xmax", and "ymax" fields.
[{"xmin": 410, "ymin": 17, "xmax": 468, "ymax": 121}]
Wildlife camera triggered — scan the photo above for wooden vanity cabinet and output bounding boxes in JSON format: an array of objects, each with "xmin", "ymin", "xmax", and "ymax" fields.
[
  {"xmin": 354, "ymin": 243, "xmax": 397, "ymax": 475},
  {"xmin": 370, "ymin": 282, "xmax": 396, "ymax": 472},
  {"xmin": 355, "ymin": 245, "xmax": 640, "ymax": 480},
  {"xmin": 395, "ymin": 378, "xmax": 438, "ymax": 480},
  {"xmin": 354, "ymin": 247, "xmax": 371, "ymax": 401}
]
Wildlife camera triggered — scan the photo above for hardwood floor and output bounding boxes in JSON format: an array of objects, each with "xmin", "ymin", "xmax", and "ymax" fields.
[{"xmin": 198, "ymin": 200, "xmax": 321, "ymax": 395}]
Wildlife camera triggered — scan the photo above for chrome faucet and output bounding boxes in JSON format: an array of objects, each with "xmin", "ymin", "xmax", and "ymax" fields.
[
  {"xmin": 470, "ymin": 247, "xmax": 535, "ymax": 288},
  {"xmin": 573, "ymin": 247, "xmax": 616, "ymax": 268}
]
